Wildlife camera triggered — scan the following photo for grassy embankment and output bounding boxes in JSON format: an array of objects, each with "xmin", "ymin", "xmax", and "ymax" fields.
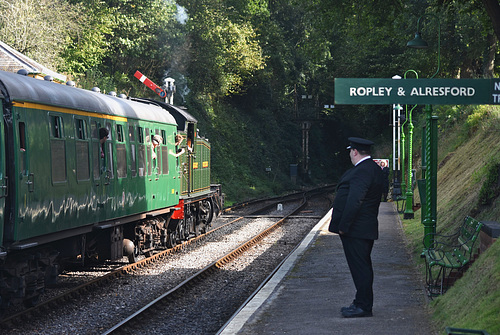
[{"xmin": 398, "ymin": 105, "xmax": 500, "ymax": 334}]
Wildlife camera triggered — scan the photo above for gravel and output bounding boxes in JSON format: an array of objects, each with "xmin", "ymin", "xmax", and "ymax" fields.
[{"xmin": 2, "ymin": 197, "xmax": 331, "ymax": 335}]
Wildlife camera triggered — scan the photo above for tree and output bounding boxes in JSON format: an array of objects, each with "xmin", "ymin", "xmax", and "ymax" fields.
[
  {"xmin": 0, "ymin": 0, "xmax": 80, "ymax": 70},
  {"xmin": 481, "ymin": 0, "xmax": 500, "ymax": 42},
  {"xmin": 59, "ymin": 0, "xmax": 116, "ymax": 75},
  {"xmin": 178, "ymin": 0, "xmax": 265, "ymax": 98}
]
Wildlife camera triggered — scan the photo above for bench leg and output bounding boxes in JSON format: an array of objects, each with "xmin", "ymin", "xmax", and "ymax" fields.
[{"xmin": 425, "ymin": 262, "xmax": 449, "ymax": 298}]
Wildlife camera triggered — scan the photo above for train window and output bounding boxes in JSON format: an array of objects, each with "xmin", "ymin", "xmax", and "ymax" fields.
[
  {"xmin": 19, "ymin": 122, "xmax": 26, "ymax": 151},
  {"xmin": 75, "ymin": 119, "xmax": 86, "ymax": 140},
  {"xmin": 161, "ymin": 130, "xmax": 166, "ymax": 144},
  {"xmin": 129, "ymin": 126, "xmax": 137, "ymax": 177},
  {"xmin": 117, "ymin": 125, "xmax": 124, "ymax": 142},
  {"xmin": 105, "ymin": 122, "xmax": 114, "ymax": 179},
  {"xmin": 116, "ymin": 125, "xmax": 127, "ymax": 178},
  {"xmin": 137, "ymin": 127, "xmax": 144, "ymax": 143},
  {"xmin": 51, "ymin": 115, "xmax": 63, "ymax": 138}
]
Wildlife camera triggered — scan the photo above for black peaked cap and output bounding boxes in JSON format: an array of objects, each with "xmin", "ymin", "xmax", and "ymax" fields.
[{"xmin": 346, "ymin": 137, "xmax": 375, "ymax": 151}]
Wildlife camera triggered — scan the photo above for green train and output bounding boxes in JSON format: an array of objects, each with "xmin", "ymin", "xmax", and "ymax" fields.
[{"xmin": 0, "ymin": 70, "xmax": 223, "ymax": 309}]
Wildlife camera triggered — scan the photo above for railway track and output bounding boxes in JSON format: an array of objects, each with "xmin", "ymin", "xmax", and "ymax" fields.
[
  {"xmin": 102, "ymin": 188, "xmax": 333, "ymax": 334},
  {"xmin": 0, "ymin": 186, "xmax": 334, "ymax": 334}
]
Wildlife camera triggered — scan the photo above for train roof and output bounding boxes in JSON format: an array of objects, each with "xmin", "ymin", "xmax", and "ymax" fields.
[
  {"xmin": 144, "ymin": 99, "xmax": 197, "ymax": 132},
  {"xmin": 0, "ymin": 70, "xmax": 177, "ymax": 125}
]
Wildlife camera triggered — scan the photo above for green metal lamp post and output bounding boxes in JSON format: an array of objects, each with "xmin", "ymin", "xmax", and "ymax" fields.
[
  {"xmin": 407, "ymin": 14, "xmax": 441, "ymax": 249},
  {"xmin": 403, "ymin": 70, "xmax": 419, "ymax": 220}
]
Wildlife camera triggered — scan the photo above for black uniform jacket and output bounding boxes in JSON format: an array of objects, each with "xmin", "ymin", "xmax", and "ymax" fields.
[{"xmin": 329, "ymin": 158, "xmax": 383, "ymax": 240}]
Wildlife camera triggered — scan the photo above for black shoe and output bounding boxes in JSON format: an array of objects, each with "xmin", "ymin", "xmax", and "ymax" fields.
[
  {"xmin": 341, "ymin": 306, "xmax": 373, "ymax": 318},
  {"xmin": 340, "ymin": 304, "xmax": 356, "ymax": 313}
]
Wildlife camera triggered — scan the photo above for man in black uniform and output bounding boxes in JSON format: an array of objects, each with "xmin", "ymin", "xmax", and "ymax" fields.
[{"xmin": 329, "ymin": 137, "xmax": 383, "ymax": 318}]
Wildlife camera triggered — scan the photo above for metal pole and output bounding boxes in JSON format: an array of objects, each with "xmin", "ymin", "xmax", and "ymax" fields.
[
  {"xmin": 400, "ymin": 105, "xmax": 406, "ymax": 200},
  {"xmin": 407, "ymin": 14, "xmax": 441, "ymax": 247},
  {"xmin": 393, "ymin": 104, "xmax": 396, "ymax": 177},
  {"xmin": 422, "ymin": 105, "xmax": 438, "ymax": 249},
  {"xmin": 403, "ymin": 69, "xmax": 418, "ymax": 219}
]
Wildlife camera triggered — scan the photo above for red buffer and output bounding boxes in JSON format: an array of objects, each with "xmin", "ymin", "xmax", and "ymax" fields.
[{"xmin": 134, "ymin": 70, "xmax": 166, "ymax": 98}]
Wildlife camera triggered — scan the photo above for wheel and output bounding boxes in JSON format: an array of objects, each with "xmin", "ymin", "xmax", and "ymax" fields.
[
  {"xmin": 177, "ymin": 220, "xmax": 188, "ymax": 241},
  {"xmin": 200, "ymin": 200, "xmax": 213, "ymax": 234},
  {"xmin": 166, "ymin": 230, "xmax": 177, "ymax": 248}
]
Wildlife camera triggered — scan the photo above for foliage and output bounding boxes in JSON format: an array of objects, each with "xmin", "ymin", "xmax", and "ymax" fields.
[
  {"xmin": 400, "ymin": 105, "xmax": 500, "ymax": 333},
  {"xmin": 0, "ymin": 0, "xmax": 80, "ymax": 69},
  {"xmin": 0, "ymin": 0, "xmax": 498, "ymax": 203},
  {"xmin": 477, "ymin": 160, "xmax": 500, "ymax": 206},
  {"xmin": 59, "ymin": 1, "xmax": 117, "ymax": 75},
  {"xmin": 178, "ymin": 0, "xmax": 266, "ymax": 98},
  {"xmin": 431, "ymin": 239, "xmax": 500, "ymax": 335}
]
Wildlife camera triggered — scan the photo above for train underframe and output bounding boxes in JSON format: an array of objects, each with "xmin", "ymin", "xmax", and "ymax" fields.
[{"xmin": 0, "ymin": 187, "xmax": 223, "ymax": 312}]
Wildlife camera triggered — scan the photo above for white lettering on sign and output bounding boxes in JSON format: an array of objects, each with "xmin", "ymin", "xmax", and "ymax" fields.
[
  {"xmin": 495, "ymin": 82, "xmax": 500, "ymax": 90},
  {"xmin": 349, "ymin": 87, "xmax": 393, "ymax": 96},
  {"xmin": 493, "ymin": 94, "xmax": 500, "ymax": 103},
  {"xmin": 409, "ymin": 87, "xmax": 475, "ymax": 97}
]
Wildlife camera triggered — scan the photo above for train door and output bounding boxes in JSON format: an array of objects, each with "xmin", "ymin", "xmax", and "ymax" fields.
[
  {"xmin": 12, "ymin": 107, "xmax": 55, "ymax": 239},
  {"xmin": 91, "ymin": 121, "xmax": 114, "ymax": 221},
  {"xmin": 146, "ymin": 128, "xmax": 161, "ymax": 209}
]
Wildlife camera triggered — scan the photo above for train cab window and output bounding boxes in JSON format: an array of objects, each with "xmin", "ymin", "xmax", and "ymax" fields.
[
  {"xmin": 50, "ymin": 115, "xmax": 67, "ymax": 183},
  {"xmin": 75, "ymin": 118, "xmax": 90, "ymax": 181},
  {"xmin": 116, "ymin": 124, "xmax": 127, "ymax": 178},
  {"xmin": 187, "ymin": 123, "xmax": 195, "ymax": 152},
  {"xmin": 129, "ymin": 125, "xmax": 137, "ymax": 177},
  {"xmin": 137, "ymin": 127, "xmax": 145, "ymax": 177}
]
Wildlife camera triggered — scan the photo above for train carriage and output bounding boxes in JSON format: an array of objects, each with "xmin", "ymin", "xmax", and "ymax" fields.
[{"xmin": 0, "ymin": 70, "xmax": 221, "ymax": 310}]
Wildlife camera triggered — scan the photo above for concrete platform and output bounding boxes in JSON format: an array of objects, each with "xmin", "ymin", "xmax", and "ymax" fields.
[{"xmin": 218, "ymin": 202, "xmax": 437, "ymax": 335}]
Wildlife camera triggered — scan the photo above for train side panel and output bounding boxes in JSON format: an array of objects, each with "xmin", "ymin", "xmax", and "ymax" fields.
[{"xmin": 7, "ymin": 102, "xmax": 179, "ymax": 244}]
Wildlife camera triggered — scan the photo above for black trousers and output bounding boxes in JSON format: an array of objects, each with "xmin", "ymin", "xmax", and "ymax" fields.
[{"xmin": 340, "ymin": 235, "xmax": 374, "ymax": 311}]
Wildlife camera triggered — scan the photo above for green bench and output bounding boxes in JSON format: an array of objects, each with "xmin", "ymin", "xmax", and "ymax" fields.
[{"xmin": 422, "ymin": 216, "xmax": 483, "ymax": 297}]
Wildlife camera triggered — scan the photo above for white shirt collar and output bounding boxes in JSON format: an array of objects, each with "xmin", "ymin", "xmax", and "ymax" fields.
[{"xmin": 355, "ymin": 156, "xmax": 371, "ymax": 166}]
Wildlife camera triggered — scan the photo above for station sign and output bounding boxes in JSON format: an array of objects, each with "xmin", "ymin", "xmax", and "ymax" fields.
[{"xmin": 334, "ymin": 78, "xmax": 500, "ymax": 105}]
